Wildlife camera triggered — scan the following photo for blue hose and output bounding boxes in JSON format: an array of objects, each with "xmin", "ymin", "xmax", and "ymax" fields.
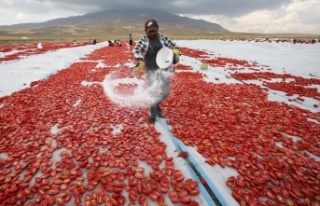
[{"xmin": 158, "ymin": 118, "xmax": 229, "ymax": 206}]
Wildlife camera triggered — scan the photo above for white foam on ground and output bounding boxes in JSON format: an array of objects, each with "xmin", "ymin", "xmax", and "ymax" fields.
[{"xmin": 100, "ymin": 70, "xmax": 174, "ymax": 108}]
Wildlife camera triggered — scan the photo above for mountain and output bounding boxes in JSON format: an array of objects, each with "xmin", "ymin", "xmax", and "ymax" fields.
[{"xmin": 0, "ymin": 9, "xmax": 229, "ymax": 40}]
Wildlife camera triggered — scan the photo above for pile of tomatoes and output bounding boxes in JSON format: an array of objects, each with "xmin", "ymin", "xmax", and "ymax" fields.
[
  {"xmin": 0, "ymin": 41, "xmax": 319, "ymax": 206},
  {"xmin": 0, "ymin": 41, "xmax": 89, "ymax": 62}
]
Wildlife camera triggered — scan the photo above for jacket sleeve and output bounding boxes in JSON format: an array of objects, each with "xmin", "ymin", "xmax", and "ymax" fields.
[
  {"xmin": 160, "ymin": 34, "xmax": 179, "ymax": 49},
  {"xmin": 132, "ymin": 37, "xmax": 146, "ymax": 59}
]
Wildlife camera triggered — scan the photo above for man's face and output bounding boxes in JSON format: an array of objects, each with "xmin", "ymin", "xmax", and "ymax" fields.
[{"xmin": 146, "ymin": 29, "xmax": 158, "ymax": 40}]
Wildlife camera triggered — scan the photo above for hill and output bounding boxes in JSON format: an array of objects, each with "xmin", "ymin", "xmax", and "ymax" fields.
[{"xmin": 0, "ymin": 9, "xmax": 229, "ymax": 41}]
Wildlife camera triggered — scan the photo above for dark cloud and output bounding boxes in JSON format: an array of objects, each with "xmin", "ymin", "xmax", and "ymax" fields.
[
  {"xmin": 34, "ymin": 0, "xmax": 293, "ymax": 17},
  {"xmin": 2, "ymin": 0, "xmax": 318, "ymax": 33}
]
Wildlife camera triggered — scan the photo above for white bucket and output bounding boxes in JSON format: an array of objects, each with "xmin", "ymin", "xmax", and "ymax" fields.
[
  {"xmin": 156, "ymin": 47, "xmax": 173, "ymax": 69},
  {"xmin": 37, "ymin": 42, "xmax": 43, "ymax": 49}
]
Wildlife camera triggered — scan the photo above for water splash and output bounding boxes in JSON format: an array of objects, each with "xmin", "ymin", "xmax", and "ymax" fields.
[{"xmin": 101, "ymin": 71, "xmax": 167, "ymax": 108}]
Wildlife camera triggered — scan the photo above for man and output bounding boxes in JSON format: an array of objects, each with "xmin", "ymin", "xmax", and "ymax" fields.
[
  {"xmin": 108, "ymin": 40, "xmax": 114, "ymax": 46},
  {"xmin": 132, "ymin": 19, "xmax": 180, "ymax": 124},
  {"xmin": 129, "ymin": 33, "xmax": 133, "ymax": 46}
]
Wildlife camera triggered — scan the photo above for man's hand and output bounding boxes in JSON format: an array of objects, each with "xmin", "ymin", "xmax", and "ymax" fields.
[
  {"xmin": 173, "ymin": 48, "xmax": 180, "ymax": 64},
  {"xmin": 132, "ymin": 59, "xmax": 145, "ymax": 72}
]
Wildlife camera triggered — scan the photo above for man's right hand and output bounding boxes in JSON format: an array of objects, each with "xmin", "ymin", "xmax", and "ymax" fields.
[
  {"xmin": 172, "ymin": 48, "xmax": 180, "ymax": 64},
  {"xmin": 132, "ymin": 60, "xmax": 145, "ymax": 72}
]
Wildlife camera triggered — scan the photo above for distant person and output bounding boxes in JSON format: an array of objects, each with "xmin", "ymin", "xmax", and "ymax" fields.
[
  {"xmin": 115, "ymin": 40, "xmax": 122, "ymax": 47},
  {"xmin": 92, "ymin": 39, "xmax": 97, "ymax": 45},
  {"xmin": 129, "ymin": 33, "xmax": 133, "ymax": 46},
  {"xmin": 132, "ymin": 19, "xmax": 180, "ymax": 124},
  {"xmin": 108, "ymin": 40, "xmax": 114, "ymax": 46}
]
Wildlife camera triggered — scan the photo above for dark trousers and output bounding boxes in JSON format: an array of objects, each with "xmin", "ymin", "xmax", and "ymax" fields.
[{"xmin": 146, "ymin": 69, "xmax": 170, "ymax": 118}]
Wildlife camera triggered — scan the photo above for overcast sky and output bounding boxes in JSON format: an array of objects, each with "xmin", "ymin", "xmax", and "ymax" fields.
[{"xmin": 1, "ymin": 0, "xmax": 319, "ymax": 34}]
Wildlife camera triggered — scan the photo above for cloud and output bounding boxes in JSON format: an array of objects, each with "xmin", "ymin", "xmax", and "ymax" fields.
[
  {"xmin": 0, "ymin": 0, "xmax": 82, "ymax": 25},
  {"xmin": 33, "ymin": 0, "xmax": 292, "ymax": 17},
  {"xmin": 182, "ymin": 0, "xmax": 320, "ymax": 34},
  {"xmin": 0, "ymin": 0, "xmax": 319, "ymax": 34}
]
